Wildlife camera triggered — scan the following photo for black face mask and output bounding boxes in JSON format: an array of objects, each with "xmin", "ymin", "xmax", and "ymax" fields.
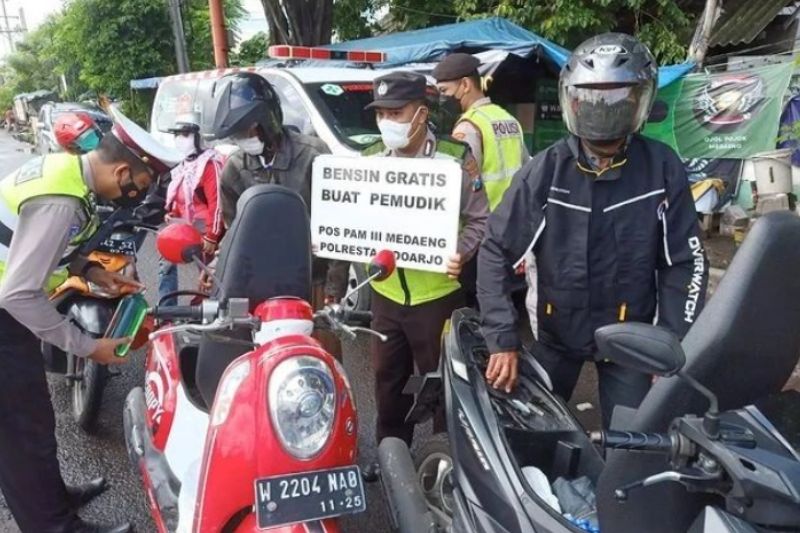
[
  {"xmin": 113, "ymin": 171, "xmax": 149, "ymax": 208},
  {"xmin": 439, "ymin": 93, "xmax": 463, "ymax": 120}
]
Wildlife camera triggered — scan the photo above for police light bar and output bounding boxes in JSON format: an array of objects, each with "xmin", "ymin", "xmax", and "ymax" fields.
[{"xmin": 268, "ymin": 45, "xmax": 386, "ymax": 63}]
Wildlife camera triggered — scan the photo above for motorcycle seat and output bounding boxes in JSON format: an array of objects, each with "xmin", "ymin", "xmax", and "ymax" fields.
[
  {"xmin": 598, "ymin": 211, "xmax": 800, "ymax": 533},
  {"xmin": 196, "ymin": 185, "xmax": 312, "ymax": 408}
]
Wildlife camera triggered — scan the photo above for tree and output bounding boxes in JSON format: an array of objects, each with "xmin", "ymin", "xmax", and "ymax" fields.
[
  {"xmin": 380, "ymin": 0, "xmax": 697, "ymax": 64},
  {"xmin": 234, "ymin": 31, "xmax": 268, "ymax": 65},
  {"xmin": 334, "ymin": 0, "xmax": 379, "ymax": 41},
  {"xmin": 260, "ymin": 0, "xmax": 334, "ymax": 45}
]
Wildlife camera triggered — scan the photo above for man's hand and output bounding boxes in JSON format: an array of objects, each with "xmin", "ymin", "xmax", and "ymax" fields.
[
  {"xmin": 446, "ymin": 253, "xmax": 463, "ymax": 280},
  {"xmin": 164, "ymin": 213, "xmax": 174, "ymax": 224},
  {"xmin": 88, "ymin": 337, "xmax": 132, "ymax": 365},
  {"xmin": 85, "ymin": 267, "xmax": 143, "ymax": 296},
  {"xmin": 202, "ymin": 238, "xmax": 217, "ymax": 256},
  {"xmin": 199, "ymin": 269, "xmax": 214, "ymax": 292},
  {"xmin": 485, "ymin": 351, "xmax": 519, "ymax": 393}
]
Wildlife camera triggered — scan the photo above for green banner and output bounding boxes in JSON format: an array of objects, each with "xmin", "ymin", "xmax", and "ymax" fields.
[{"xmin": 644, "ymin": 62, "xmax": 794, "ymax": 159}]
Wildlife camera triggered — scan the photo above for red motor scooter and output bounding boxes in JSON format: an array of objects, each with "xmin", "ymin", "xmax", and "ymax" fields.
[{"xmin": 124, "ymin": 185, "xmax": 394, "ymax": 532}]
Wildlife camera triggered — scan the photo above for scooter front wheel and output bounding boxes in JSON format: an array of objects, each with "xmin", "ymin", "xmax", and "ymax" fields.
[
  {"xmin": 71, "ymin": 353, "xmax": 109, "ymax": 433},
  {"xmin": 415, "ymin": 433, "xmax": 455, "ymax": 523}
]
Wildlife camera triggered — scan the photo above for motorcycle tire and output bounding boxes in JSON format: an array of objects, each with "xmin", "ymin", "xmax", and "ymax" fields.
[
  {"xmin": 414, "ymin": 433, "xmax": 455, "ymax": 522},
  {"xmin": 343, "ymin": 264, "xmax": 371, "ymax": 325},
  {"xmin": 71, "ymin": 344, "xmax": 109, "ymax": 433}
]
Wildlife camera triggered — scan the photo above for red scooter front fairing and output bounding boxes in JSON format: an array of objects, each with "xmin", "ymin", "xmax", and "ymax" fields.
[
  {"xmin": 194, "ymin": 335, "xmax": 357, "ymax": 532},
  {"xmin": 125, "ymin": 186, "xmax": 390, "ymax": 532}
]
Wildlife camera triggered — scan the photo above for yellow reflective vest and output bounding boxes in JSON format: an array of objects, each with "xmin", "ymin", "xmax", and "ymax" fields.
[
  {"xmin": 0, "ymin": 154, "xmax": 99, "ymax": 291},
  {"xmin": 361, "ymin": 138, "xmax": 467, "ymax": 306},
  {"xmin": 460, "ymin": 103, "xmax": 525, "ymax": 210}
]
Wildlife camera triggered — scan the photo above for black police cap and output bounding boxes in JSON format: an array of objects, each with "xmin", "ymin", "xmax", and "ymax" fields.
[
  {"xmin": 431, "ymin": 53, "xmax": 481, "ymax": 82},
  {"xmin": 365, "ymin": 71, "xmax": 427, "ymax": 110}
]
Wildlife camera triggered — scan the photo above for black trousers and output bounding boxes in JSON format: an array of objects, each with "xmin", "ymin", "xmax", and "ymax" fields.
[
  {"xmin": 533, "ymin": 341, "xmax": 652, "ymax": 429},
  {"xmin": 371, "ymin": 290, "xmax": 464, "ymax": 446},
  {"xmin": 0, "ymin": 310, "xmax": 78, "ymax": 532}
]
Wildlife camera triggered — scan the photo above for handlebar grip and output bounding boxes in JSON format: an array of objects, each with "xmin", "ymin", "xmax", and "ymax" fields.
[
  {"xmin": 345, "ymin": 310, "xmax": 373, "ymax": 324},
  {"xmin": 153, "ymin": 305, "xmax": 202, "ymax": 321},
  {"xmin": 592, "ymin": 430, "xmax": 673, "ymax": 453}
]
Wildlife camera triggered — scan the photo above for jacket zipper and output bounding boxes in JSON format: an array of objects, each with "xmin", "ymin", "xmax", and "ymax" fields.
[{"xmin": 397, "ymin": 268, "xmax": 412, "ymax": 306}]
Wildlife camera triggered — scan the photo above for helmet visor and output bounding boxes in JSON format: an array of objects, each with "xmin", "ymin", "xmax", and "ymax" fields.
[{"xmin": 561, "ymin": 84, "xmax": 653, "ymax": 141}]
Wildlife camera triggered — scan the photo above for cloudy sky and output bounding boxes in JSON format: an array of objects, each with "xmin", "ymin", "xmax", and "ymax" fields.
[{"xmin": 0, "ymin": 0, "xmax": 268, "ymax": 58}]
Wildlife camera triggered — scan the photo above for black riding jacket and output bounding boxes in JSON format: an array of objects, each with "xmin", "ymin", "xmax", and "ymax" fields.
[{"xmin": 478, "ymin": 134, "xmax": 709, "ymax": 356}]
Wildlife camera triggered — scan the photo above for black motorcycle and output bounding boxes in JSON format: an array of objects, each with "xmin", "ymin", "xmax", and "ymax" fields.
[
  {"xmin": 42, "ymin": 201, "xmax": 162, "ymax": 432},
  {"xmin": 379, "ymin": 211, "xmax": 800, "ymax": 533}
]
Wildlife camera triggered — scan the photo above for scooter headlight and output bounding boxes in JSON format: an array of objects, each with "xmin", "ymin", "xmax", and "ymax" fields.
[{"xmin": 268, "ymin": 356, "xmax": 335, "ymax": 460}]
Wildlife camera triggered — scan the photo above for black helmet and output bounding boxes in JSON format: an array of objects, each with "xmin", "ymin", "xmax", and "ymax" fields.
[
  {"xmin": 559, "ymin": 33, "xmax": 658, "ymax": 142},
  {"xmin": 211, "ymin": 72, "xmax": 283, "ymax": 142}
]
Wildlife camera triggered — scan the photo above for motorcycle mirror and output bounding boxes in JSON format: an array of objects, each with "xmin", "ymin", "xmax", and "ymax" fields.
[
  {"xmin": 156, "ymin": 222, "xmax": 203, "ymax": 264},
  {"xmin": 369, "ymin": 250, "xmax": 396, "ymax": 282},
  {"xmin": 594, "ymin": 323, "xmax": 686, "ymax": 377}
]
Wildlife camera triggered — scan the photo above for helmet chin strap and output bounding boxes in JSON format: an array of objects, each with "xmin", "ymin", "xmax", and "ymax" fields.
[{"xmin": 583, "ymin": 137, "xmax": 625, "ymax": 158}]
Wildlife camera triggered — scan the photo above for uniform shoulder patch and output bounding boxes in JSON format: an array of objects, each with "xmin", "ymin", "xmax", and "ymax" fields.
[{"xmin": 15, "ymin": 157, "xmax": 45, "ymax": 185}]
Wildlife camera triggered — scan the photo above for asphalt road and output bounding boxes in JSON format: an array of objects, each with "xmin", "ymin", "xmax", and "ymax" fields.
[{"xmin": 0, "ymin": 129, "xmax": 602, "ymax": 533}]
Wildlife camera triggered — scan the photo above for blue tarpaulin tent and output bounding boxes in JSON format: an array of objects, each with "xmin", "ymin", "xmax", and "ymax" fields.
[
  {"xmin": 130, "ymin": 76, "xmax": 164, "ymax": 90},
  {"xmin": 326, "ymin": 17, "xmax": 694, "ymax": 88}
]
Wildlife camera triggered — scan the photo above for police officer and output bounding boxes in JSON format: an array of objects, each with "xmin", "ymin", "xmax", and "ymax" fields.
[
  {"xmin": 478, "ymin": 34, "xmax": 709, "ymax": 428},
  {"xmin": 433, "ymin": 53, "xmax": 529, "ymax": 305},
  {"xmin": 433, "ymin": 53, "xmax": 528, "ymax": 211},
  {"xmin": 0, "ymin": 107, "xmax": 180, "ymax": 533},
  {"xmin": 362, "ymin": 71, "xmax": 489, "ymax": 479}
]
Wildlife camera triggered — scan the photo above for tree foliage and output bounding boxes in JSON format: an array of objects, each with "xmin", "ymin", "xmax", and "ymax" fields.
[
  {"xmin": 379, "ymin": 0, "xmax": 696, "ymax": 64},
  {"xmin": 0, "ymin": 0, "xmax": 244, "ymax": 119},
  {"xmin": 234, "ymin": 31, "xmax": 269, "ymax": 65}
]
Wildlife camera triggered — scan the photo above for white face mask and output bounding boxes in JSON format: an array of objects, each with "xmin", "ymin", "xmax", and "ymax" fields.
[
  {"xmin": 377, "ymin": 107, "xmax": 422, "ymax": 150},
  {"xmin": 174, "ymin": 134, "xmax": 197, "ymax": 157},
  {"xmin": 236, "ymin": 136, "xmax": 265, "ymax": 156}
]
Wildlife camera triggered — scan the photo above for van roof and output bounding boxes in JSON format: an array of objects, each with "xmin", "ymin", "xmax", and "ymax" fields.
[{"xmin": 161, "ymin": 66, "xmax": 388, "ymax": 85}]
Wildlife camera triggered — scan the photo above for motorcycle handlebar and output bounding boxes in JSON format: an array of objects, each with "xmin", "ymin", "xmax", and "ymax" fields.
[
  {"xmin": 344, "ymin": 309, "xmax": 372, "ymax": 324},
  {"xmin": 152, "ymin": 305, "xmax": 203, "ymax": 321},
  {"xmin": 591, "ymin": 430, "xmax": 674, "ymax": 453}
]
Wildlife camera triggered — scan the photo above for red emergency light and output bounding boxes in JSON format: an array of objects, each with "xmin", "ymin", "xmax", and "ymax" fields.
[{"xmin": 268, "ymin": 45, "xmax": 386, "ymax": 64}]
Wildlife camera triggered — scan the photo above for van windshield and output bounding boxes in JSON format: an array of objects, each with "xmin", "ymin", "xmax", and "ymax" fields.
[{"xmin": 303, "ymin": 82, "xmax": 382, "ymax": 150}]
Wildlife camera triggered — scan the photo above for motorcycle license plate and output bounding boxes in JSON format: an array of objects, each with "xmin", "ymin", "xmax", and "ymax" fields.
[{"xmin": 254, "ymin": 465, "xmax": 366, "ymax": 529}]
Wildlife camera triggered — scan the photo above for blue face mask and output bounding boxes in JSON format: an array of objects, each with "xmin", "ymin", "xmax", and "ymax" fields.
[{"xmin": 75, "ymin": 129, "xmax": 101, "ymax": 153}]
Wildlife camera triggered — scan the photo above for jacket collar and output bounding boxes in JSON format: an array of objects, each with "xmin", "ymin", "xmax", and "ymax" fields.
[{"xmin": 567, "ymin": 135, "xmax": 629, "ymax": 182}]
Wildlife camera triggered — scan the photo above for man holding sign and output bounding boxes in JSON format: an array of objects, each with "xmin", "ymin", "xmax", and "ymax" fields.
[{"xmin": 359, "ymin": 71, "xmax": 489, "ymax": 480}]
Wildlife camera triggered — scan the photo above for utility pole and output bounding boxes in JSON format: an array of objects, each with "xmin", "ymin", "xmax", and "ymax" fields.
[
  {"xmin": 167, "ymin": 0, "xmax": 190, "ymax": 73},
  {"xmin": 0, "ymin": 0, "xmax": 14, "ymax": 53},
  {"xmin": 209, "ymin": 0, "xmax": 229, "ymax": 68},
  {"xmin": 687, "ymin": 0, "xmax": 721, "ymax": 66}
]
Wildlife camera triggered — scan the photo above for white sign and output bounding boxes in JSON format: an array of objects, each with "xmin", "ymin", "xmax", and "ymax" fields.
[{"xmin": 311, "ymin": 154, "xmax": 463, "ymax": 273}]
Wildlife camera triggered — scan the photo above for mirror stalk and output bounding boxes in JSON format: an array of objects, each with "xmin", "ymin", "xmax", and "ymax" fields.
[{"xmin": 678, "ymin": 371, "xmax": 720, "ymax": 439}]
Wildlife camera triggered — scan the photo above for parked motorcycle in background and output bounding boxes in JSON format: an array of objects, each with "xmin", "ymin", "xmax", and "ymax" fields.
[
  {"xmin": 124, "ymin": 185, "xmax": 396, "ymax": 532},
  {"xmin": 379, "ymin": 211, "xmax": 800, "ymax": 533},
  {"xmin": 43, "ymin": 205, "xmax": 157, "ymax": 432}
]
